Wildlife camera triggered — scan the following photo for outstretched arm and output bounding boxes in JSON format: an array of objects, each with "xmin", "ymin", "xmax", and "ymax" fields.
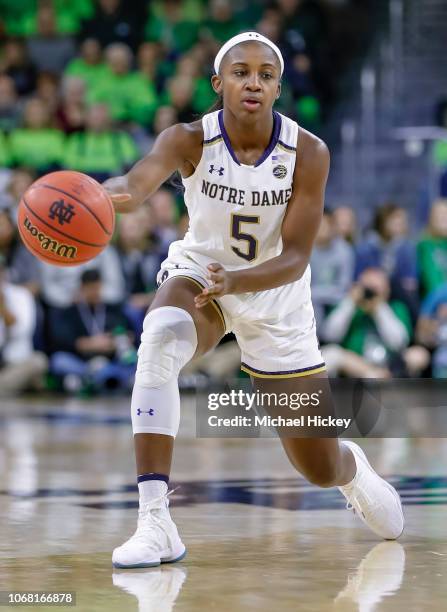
[
  {"xmin": 103, "ymin": 123, "xmax": 201, "ymax": 213},
  {"xmin": 195, "ymin": 130, "xmax": 330, "ymax": 307}
]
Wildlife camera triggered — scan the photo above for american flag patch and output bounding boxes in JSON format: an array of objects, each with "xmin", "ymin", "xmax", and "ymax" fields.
[{"xmin": 272, "ymin": 154, "xmax": 288, "ymax": 162}]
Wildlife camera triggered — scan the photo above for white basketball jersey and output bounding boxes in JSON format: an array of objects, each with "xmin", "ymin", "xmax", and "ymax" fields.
[{"xmin": 168, "ymin": 110, "xmax": 303, "ymax": 273}]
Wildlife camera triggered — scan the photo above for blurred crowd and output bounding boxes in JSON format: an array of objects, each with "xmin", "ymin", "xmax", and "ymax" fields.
[
  {"xmin": 3, "ymin": 0, "xmax": 442, "ymax": 398},
  {"xmin": 310, "ymin": 202, "xmax": 446, "ymax": 380},
  {"xmin": 0, "ymin": 0, "xmax": 373, "ymax": 178},
  {"xmin": 2, "ymin": 179, "xmax": 447, "ymax": 397}
]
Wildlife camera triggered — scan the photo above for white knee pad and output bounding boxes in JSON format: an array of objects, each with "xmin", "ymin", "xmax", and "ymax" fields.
[
  {"xmin": 131, "ymin": 306, "xmax": 197, "ymax": 438},
  {"xmin": 135, "ymin": 306, "xmax": 198, "ymax": 388}
]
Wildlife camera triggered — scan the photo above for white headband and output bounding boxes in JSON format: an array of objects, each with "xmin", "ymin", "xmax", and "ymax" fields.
[{"xmin": 214, "ymin": 32, "xmax": 284, "ymax": 76}]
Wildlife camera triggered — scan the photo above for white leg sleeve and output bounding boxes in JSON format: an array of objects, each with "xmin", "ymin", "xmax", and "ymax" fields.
[{"xmin": 131, "ymin": 306, "xmax": 197, "ymax": 437}]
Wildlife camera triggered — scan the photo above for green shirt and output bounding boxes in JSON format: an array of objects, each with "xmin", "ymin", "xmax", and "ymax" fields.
[
  {"xmin": 342, "ymin": 301, "xmax": 412, "ymax": 357},
  {"xmin": 417, "ymin": 236, "xmax": 447, "ymax": 296},
  {"xmin": 87, "ymin": 70, "xmax": 159, "ymax": 126},
  {"xmin": 201, "ymin": 19, "xmax": 243, "ymax": 43},
  {"xmin": 53, "ymin": 0, "xmax": 94, "ymax": 34},
  {"xmin": 63, "ymin": 131, "xmax": 139, "ymax": 174},
  {"xmin": 0, "ymin": 0, "xmax": 35, "ymax": 36},
  {"xmin": 2, "ymin": 0, "xmax": 94, "ymax": 35},
  {"xmin": 64, "ymin": 59, "xmax": 109, "ymax": 89},
  {"xmin": 191, "ymin": 77, "xmax": 216, "ymax": 114},
  {"xmin": 144, "ymin": 0, "xmax": 203, "ymax": 52},
  {"xmin": 432, "ymin": 139, "xmax": 447, "ymax": 167},
  {"xmin": 9, "ymin": 128, "xmax": 64, "ymax": 171}
]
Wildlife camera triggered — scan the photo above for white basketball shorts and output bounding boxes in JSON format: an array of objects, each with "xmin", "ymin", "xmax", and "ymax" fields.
[{"xmin": 156, "ymin": 246, "xmax": 326, "ymax": 379}]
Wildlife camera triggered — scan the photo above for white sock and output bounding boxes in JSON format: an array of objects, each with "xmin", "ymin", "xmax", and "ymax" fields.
[{"xmin": 138, "ymin": 479, "xmax": 168, "ymax": 505}]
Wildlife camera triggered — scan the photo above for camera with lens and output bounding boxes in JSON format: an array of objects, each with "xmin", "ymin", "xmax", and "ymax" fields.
[{"xmin": 360, "ymin": 286, "xmax": 377, "ymax": 301}]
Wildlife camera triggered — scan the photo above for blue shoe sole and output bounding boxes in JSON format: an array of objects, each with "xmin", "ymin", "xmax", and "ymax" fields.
[{"xmin": 112, "ymin": 548, "xmax": 187, "ymax": 569}]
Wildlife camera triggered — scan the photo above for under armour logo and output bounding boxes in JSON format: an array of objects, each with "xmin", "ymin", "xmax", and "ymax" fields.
[
  {"xmin": 48, "ymin": 199, "xmax": 76, "ymax": 225},
  {"xmin": 209, "ymin": 164, "xmax": 224, "ymax": 176},
  {"xmin": 137, "ymin": 408, "xmax": 154, "ymax": 416}
]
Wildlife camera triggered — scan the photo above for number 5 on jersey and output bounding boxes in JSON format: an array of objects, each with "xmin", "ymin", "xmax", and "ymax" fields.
[{"xmin": 230, "ymin": 213, "xmax": 260, "ymax": 262}]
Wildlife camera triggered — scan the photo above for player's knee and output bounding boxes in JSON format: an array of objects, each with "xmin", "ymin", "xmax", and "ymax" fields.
[
  {"xmin": 135, "ymin": 306, "xmax": 197, "ymax": 388},
  {"xmin": 304, "ymin": 459, "xmax": 339, "ymax": 488}
]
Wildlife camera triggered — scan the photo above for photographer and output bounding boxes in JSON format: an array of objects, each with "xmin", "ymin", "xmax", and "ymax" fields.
[
  {"xmin": 355, "ymin": 203, "xmax": 419, "ymax": 322},
  {"xmin": 321, "ymin": 268, "xmax": 428, "ymax": 377}
]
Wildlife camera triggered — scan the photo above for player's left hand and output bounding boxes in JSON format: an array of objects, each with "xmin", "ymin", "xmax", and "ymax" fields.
[{"xmin": 194, "ymin": 263, "xmax": 234, "ymax": 308}]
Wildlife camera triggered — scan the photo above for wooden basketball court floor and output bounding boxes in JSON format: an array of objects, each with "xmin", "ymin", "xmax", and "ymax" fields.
[{"xmin": 1, "ymin": 395, "xmax": 447, "ymax": 611}]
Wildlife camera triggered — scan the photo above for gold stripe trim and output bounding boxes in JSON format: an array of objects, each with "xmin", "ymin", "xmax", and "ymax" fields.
[
  {"xmin": 240, "ymin": 365, "xmax": 327, "ymax": 379},
  {"xmin": 203, "ymin": 137, "xmax": 223, "ymax": 147},
  {"xmin": 276, "ymin": 143, "xmax": 296, "ymax": 154},
  {"xmin": 166, "ymin": 274, "xmax": 227, "ymax": 332}
]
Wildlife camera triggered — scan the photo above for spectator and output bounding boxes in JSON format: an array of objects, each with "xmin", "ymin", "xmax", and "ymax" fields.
[
  {"xmin": 0, "ymin": 74, "xmax": 21, "ymax": 132},
  {"xmin": 145, "ymin": 0, "xmax": 202, "ymax": 55},
  {"xmin": 137, "ymin": 42, "xmax": 160, "ymax": 83},
  {"xmin": 81, "ymin": 0, "xmax": 144, "ymax": 52},
  {"xmin": 202, "ymin": 0, "xmax": 244, "ymax": 44},
  {"xmin": 26, "ymin": 2, "xmax": 76, "ymax": 74},
  {"xmin": 0, "ymin": 254, "xmax": 47, "ymax": 397},
  {"xmin": 355, "ymin": 203, "xmax": 419, "ymax": 322},
  {"xmin": 48, "ymin": 269, "xmax": 135, "ymax": 393},
  {"xmin": 256, "ymin": 6, "xmax": 283, "ymax": 44},
  {"xmin": 188, "ymin": 40, "xmax": 215, "ymax": 72},
  {"xmin": 321, "ymin": 268, "xmax": 428, "ymax": 377},
  {"xmin": 148, "ymin": 189, "xmax": 180, "ymax": 256},
  {"xmin": 175, "ymin": 53, "xmax": 215, "ymax": 115},
  {"xmin": 0, "ymin": 38, "xmax": 37, "ymax": 96},
  {"xmin": 144, "ymin": 105, "xmax": 179, "ymax": 152},
  {"xmin": 63, "ymin": 104, "xmax": 139, "ymax": 182},
  {"xmin": 333, "ymin": 205, "xmax": 357, "ymax": 244},
  {"xmin": 164, "ymin": 75, "xmax": 195, "ymax": 123},
  {"xmin": 0, "ymin": 207, "xmax": 40, "ymax": 291},
  {"xmin": 153, "ymin": 105, "xmax": 178, "ymax": 134},
  {"xmin": 64, "ymin": 38, "xmax": 108, "ymax": 90},
  {"xmin": 9, "ymin": 98, "xmax": 64, "ymax": 173},
  {"xmin": 6, "ymin": 167, "xmax": 36, "ymax": 206},
  {"xmin": 310, "ymin": 208, "xmax": 354, "ymax": 327},
  {"xmin": 51, "ymin": 0, "xmax": 95, "ymax": 36},
  {"xmin": 56, "ymin": 76, "xmax": 87, "ymax": 134},
  {"xmin": 417, "ymin": 199, "xmax": 447, "ymax": 297},
  {"xmin": 416, "ymin": 283, "xmax": 447, "ymax": 377},
  {"xmin": 116, "ymin": 208, "xmax": 161, "ymax": 334},
  {"xmin": 38, "ymin": 245, "xmax": 125, "ymax": 309},
  {"xmin": 87, "ymin": 43, "xmax": 158, "ymax": 126},
  {"xmin": 35, "ymin": 71, "xmax": 60, "ymax": 116}
]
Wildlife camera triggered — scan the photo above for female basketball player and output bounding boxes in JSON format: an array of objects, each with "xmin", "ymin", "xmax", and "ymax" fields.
[{"xmin": 105, "ymin": 33, "xmax": 404, "ymax": 568}]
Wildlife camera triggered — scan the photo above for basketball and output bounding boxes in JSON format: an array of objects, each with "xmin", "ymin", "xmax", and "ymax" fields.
[{"xmin": 17, "ymin": 170, "xmax": 115, "ymax": 266}]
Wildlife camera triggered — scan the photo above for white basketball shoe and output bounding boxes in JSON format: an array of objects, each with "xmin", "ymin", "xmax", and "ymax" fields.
[
  {"xmin": 338, "ymin": 441, "xmax": 404, "ymax": 540},
  {"xmin": 112, "ymin": 493, "xmax": 186, "ymax": 568}
]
